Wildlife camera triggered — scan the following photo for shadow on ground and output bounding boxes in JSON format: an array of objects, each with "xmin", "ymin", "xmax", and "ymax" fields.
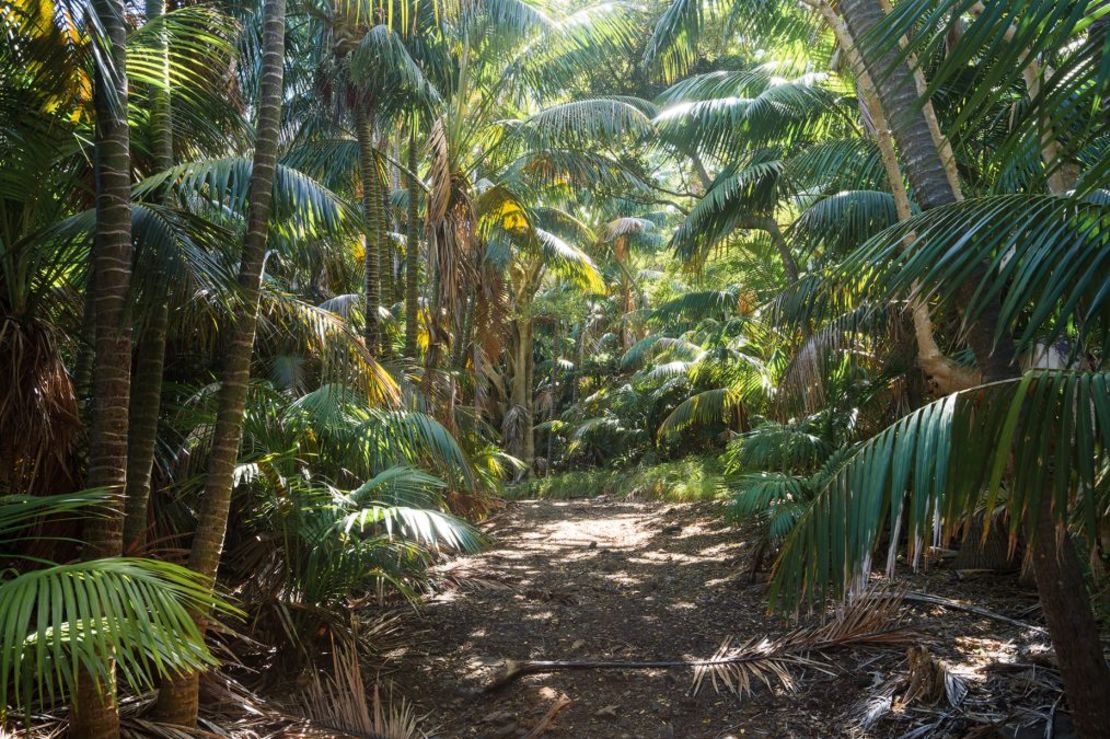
[{"xmin": 388, "ymin": 498, "xmax": 1060, "ymax": 738}]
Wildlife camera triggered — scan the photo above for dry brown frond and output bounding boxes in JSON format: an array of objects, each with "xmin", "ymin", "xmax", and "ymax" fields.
[
  {"xmin": 300, "ymin": 644, "xmax": 424, "ymax": 739},
  {"xmin": 690, "ymin": 586, "xmax": 914, "ymax": 697},
  {"xmin": 0, "ymin": 317, "xmax": 81, "ymax": 497}
]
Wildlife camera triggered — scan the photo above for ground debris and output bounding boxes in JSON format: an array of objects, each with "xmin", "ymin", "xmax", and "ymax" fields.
[{"xmin": 389, "ymin": 498, "xmax": 1063, "ymax": 738}]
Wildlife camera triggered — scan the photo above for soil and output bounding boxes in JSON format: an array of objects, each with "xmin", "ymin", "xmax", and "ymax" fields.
[{"xmin": 389, "ymin": 497, "xmax": 1069, "ymax": 739}]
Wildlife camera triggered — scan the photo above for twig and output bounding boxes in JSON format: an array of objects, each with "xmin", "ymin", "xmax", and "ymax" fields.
[
  {"xmin": 484, "ymin": 626, "xmax": 910, "ymax": 692},
  {"xmin": 885, "ymin": 591, "xmax": 1047, "ymax": 635},
  {"xmin": 522, "ymin": 694, "xmax": 573, "ymax": 738}
]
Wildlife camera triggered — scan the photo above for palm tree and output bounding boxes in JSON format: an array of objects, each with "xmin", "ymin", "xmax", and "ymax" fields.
[
  {"xmin": 71, "ymin": 0, "xmax": 135, "ymax": 731},
  {"xmin": 404, "ymin": 121, "xmax": 422, "ymax": 358},
  {"xmin": 154, "ymin": 0, "xmax": 289, "ymax": 724},
  {"xmin": 122, "ymin": 0, "xmax": 175, "ymax": 553},
  {"xmin": 640, "ymin": 0, "xmax": 1110, "ymax": 731}
]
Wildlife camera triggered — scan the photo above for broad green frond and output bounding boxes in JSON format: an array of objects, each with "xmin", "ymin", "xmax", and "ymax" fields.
[
  {"xmin": 0, "ymin": 558, "xmax": 236, "ymax": 712},
  {"xmin": 341, "ymin": 504, "xmax": 484, "ymax": 552},
  {"xmin": 771, "ymin": 371, "xmax": 1110, "ymax": 611},
  {"xmin": 839, "ymin": 194, "xmax": 1110, "ymax": 352}
]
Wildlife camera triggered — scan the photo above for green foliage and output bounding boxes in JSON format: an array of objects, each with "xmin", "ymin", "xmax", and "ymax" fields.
[
  {"xmin": 771, "ymin": 371, "xmax": 1110, "ymax": 610},
  {"xmin": 0, "ymin": 493, "xmax": 235, "ymax": 716},
  {"xmin": 508, "ymin": 457, "xmax": 725, "ymax": 502}
]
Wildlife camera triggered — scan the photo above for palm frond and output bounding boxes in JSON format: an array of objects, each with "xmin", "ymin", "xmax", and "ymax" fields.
[
  {"xmin": 771, "ymin": 370, "xmax": 1110, "ymax": 610},
  {"xmin": 0, "ymin": 558, "xmax": 236, "ymax": 712}
]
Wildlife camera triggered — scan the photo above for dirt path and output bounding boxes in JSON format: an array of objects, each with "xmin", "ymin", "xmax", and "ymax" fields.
[
  {"xmin": 389, "ymin": 498, "xmax": 1057, "ymax": 738},
  {"xmin": 390, "ymin": 498, "xmax": 852, "ymax": 738}
]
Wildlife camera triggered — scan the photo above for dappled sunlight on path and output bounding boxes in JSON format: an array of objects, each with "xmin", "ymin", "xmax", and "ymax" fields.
[{"xmin": 389, "ymin": 498, "xmax": 1056, "ymax": 738}]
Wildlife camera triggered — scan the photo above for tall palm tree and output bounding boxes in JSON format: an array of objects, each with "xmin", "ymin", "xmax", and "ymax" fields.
[
  {"xmin": 122, "ymin": 0, "xmax": 174, "ymax": 552},
  {"xmin": 404, "ymin": 121, "xmax": 422, "ymax": 358},
  {"xmin": 71, "ymin": 0, "xmax": 134, "ymax": 732},
  {"xmin": 641, "ymin": 0, "xmax": 1110, "ymax": 732},
  {"xmin": 154, "ymin": 0, "xmax": 289, "ymax": 724}
]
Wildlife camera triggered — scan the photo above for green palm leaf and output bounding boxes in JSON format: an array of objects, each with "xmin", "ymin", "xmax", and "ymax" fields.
[
  {"xmin": 838, "ymin": 193, "xmax": 1110, "ymax": 352},
  {"xmin": 0, "ymin": 558, "xmax": 236, "ymax": 713},
  {"xmin": 771, "ymin": 370, "xmax": 1110, "ymax": 611}
]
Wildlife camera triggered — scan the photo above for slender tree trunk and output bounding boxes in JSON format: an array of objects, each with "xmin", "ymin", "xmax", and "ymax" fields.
[
  {"xmin": 1031, "ymin": 503, "xmax": 1110, "ymax": 737},
  {"xmin": 836, "ymin": 0, "xmax": 1110, "ymax": 729},
  {"xmin": 837, "ymin": 0, "xmax": 1013, "ymax": 381},
  {"xmin": 404, "ymin": 125, "xmax": 420, "ymax": 358},
  {"xmin": 748, "ymin": 216, "xmax": 799, "ymax": 282},
  {"xmin": 123, "ymin": 0, "xmax": 173, "ymax": 552},
  {"xmin": 509, "ymin": 317, "xmax": 535, "ymax": 473},
  {"xmin": 389, "ymin": 136, "xmax": 404, "ymax": 306},
  {"xmin": 379, "ymin": 134, "xmax": 395, "ymax": 332},
  {"xmin": 123, "ymin": 300, "xmax": 168, "ymax": 550},
  {"xmin": 522, "ymin": 318, "xmax": 535, "ymax": 467},
  {"xmin": 356, "ymin": 105, "xmax": 383, "ymax": 354},
  {"xmin": 153, "ymin": 0, "xmax": 287, "ymax": 724},
  {"xmin": 71, "ymin": 0, "xmax": 133, "ymax": 733},
  {"xmin": 74, "ymin": 267, "xmax": 97, "ymax": 422}
]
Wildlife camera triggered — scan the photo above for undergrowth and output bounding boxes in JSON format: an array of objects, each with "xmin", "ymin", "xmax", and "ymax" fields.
[{"xmin": 505, "ymin": 457, "xmax": 724, "ymax": 502}]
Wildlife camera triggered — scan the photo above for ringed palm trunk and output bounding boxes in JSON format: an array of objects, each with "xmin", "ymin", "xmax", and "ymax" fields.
[
  {"xmin": 837, "ymin": 0, "xmax": 1110, "ymax": 731},
  {"xmin": 70, "ymin": 0, "xmax": 133, "ymax": 734},
  {"xmin": 356, "ymin": 104, "xmax": 384, "ymax": 354},
  {"xmin": 838, "ymin": 0, "xmax": 1012, "ymax": 381},
  {"xmin": 123, "ymin": 0, "xmax": 174, "ymax": 552},
  {"xmin": 404, "ymin": 126, "xmax": 420, "ymax": 358},
  {"xmin": 509, "ymin": 316, "xmax": 535, "ymax": 472},
  {"xmin": 153, "ymin": 0, "xmax": 287, "ymax": 725}
]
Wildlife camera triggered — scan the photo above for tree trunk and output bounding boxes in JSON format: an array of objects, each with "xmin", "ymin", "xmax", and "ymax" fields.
[
  {"xmin": 153, "ymin": 0, "xmax": 287, "ymax": 725},
  {"xmin": 356, "ymin": 105, "xmax": 383, "ymax": 354},
  {"xmin": 71, "ymin": 0, "xmax": 133, "ymax": 733},
  {"xmin": 404, "ymin": 125, "xmax": 420, "ymax": 358},
  {"xmin": 123, "ymin": 0, "xmax": 174, "ymax": 552},
  {"xmin": 836, "ymin": 0, "xmax": 1110, "ymax": 728},
  {"xmin": 123, "ymin": 300, "xmax": 168, "ymax": 551},
  {"xmin": 817, "ymin": 0, "xmax": 979, "ymax": 395},
  {"xmin": 748, "ymin": 216, "xmax": 799, "ymax": 282},
  {"xmin": 523, "ymin": 318, "xmax": 535, "ymax": 467},
  {"xmin": 837, "ymin": 0, "xmax": 1013, "ymax": 382},
  {"xmin": 509, "ymin": 318, "xmax": 535, "ymax": 474},
  {"xmin": 1031, "ymin": 502, "xmax": 1110, "ymax": 737}
]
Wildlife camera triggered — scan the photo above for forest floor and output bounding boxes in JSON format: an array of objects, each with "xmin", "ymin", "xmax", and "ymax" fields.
[{"xmin": 389, "ymin": 497, "xmax": 1069, "ymax": 738}]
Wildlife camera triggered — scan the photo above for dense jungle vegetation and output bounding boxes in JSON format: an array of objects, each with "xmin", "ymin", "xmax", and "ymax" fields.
[{"xmin": 3, "ymin": 0, "xmax": 1110, "ymax": 735}]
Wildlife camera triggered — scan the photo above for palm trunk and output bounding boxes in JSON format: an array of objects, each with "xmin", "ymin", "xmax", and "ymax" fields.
[
  {"xmin": 817, "ymin": 0, "xmax": 978, "ymax": 395},
  {"xmin": 1030, "ymin": 502, "xmax": 1110, "ymax": 737},
  {"xmin": 123, "ymin": 0, "xmax": 173, "ymax": 552},
  {"xmin": 404, "ymin": 126, "xmax": 420, "ymax": 358},
  {"xmin": 356, "ymin": 105, "xmax": 383, "ymax": 354},
  {"xmin": 71, "ymin": 0, "xmax": 133, "ymax": 733},
  {"xmin": 837, "ymin": 0, "xmax": 1013, "ymax": 382},
  {"xmin": 123, "ymin": 300, "xmax": 168, "ymax": 550},
  {"xmin": 509, "ymin": 317, "xmax": 535, "ymax": 474},
  {"xmin": 747, "ymin": 216, "xmax": 799, "ymax": 282},
  {"xmin": 836, "ymin": 0, "xmax": 1110, "ymax": 729},
  {"xmin": 153, "ymin": 0, "xmax": 287, "ymax": 725}
]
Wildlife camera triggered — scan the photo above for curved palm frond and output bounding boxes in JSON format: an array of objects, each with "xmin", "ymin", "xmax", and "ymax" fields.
[
  {"xmin": 839, "ymin": 194, "xmax": 1110, "ymax": 353},
  {"xmin": 0, "ymin": 558, "xmax": 236, "ymax": 712},
  {"xmin": 771, "ymin": 370, "xmax": 1110, "ymax": 610},
  {"xmin": 341, "ymin": 503, "xmax": 484, "ymax": 552}
]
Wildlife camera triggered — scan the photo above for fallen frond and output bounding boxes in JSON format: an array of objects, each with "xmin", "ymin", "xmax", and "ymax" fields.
[{"xmin": 485, "ymin": 587, "xmax": 913, "ymax": 697}]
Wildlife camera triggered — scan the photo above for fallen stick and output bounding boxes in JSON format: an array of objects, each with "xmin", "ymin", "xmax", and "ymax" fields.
[
  {"xmin": 522, "ymin": 693, "xmax": 573, "ymax": 738},
  {"xmin": 486, "ymin": 657, "xmax": 724, "ymax": 692},
  {"xmin": 887, "ymin": 591, "xmax": 1046, "ymax": 635},
  {"xmin": 483, "ymin": 628, "xmax": 910, "ymax": 692}
]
